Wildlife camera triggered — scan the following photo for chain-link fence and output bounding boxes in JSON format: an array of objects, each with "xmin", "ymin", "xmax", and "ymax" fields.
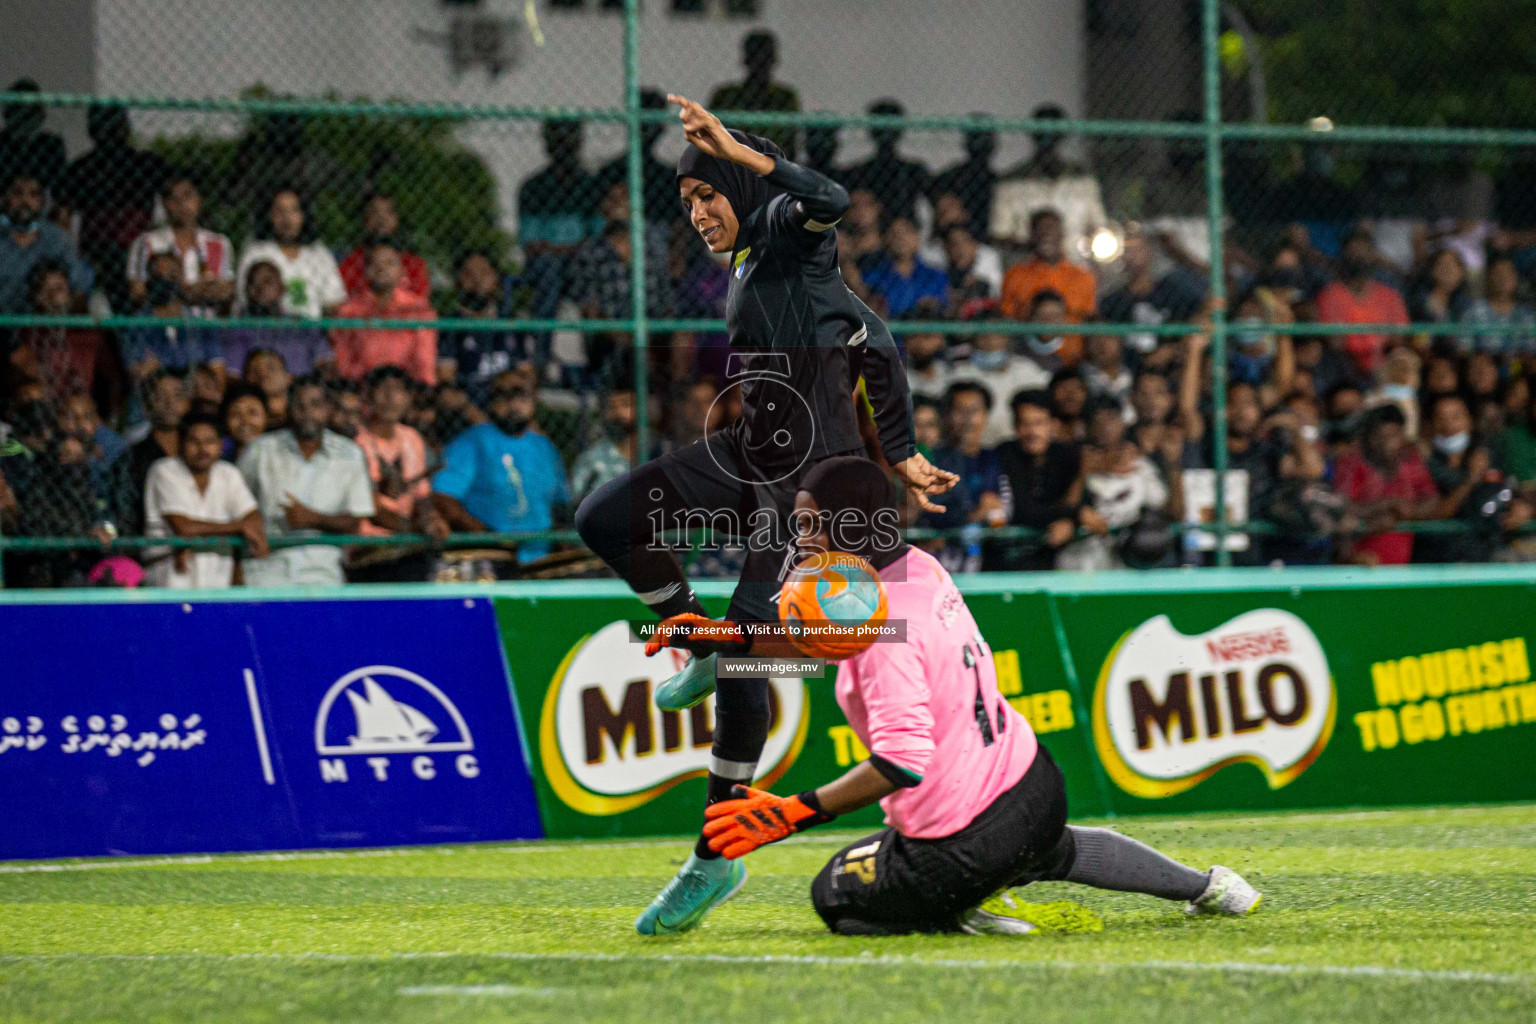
[{"xmin": 4, "ymin": 0, "xmax": 1536, "ymax": 588}]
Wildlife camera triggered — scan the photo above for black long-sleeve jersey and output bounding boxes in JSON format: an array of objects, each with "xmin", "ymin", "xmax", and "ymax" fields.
[{"xmin": 722, "ymin": 158, "xmax": 915, "ymax": 475}]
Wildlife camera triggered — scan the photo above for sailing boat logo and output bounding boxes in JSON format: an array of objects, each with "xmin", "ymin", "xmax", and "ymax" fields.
[{"xmin": 314, "ymin": 666, "xmax": 474, "ymax": 755}]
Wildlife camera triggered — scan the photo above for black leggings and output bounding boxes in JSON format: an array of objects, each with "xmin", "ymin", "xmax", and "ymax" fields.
[
  {"xmin": 574, "ymin": 431, "xmax": 797, "ymax": 625},
  {"xmin": 576, "ymin": 433, "xmax": 859, "ymax": 849}
]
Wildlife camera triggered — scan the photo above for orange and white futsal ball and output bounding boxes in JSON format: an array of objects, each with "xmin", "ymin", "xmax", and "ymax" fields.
[{"xmin": 778, "ymin": 551, "xmax": 889, "ymax": 661}]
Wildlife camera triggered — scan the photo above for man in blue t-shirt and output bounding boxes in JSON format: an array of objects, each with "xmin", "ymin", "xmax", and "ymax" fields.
[
  {"xmin": 861, "ymin": 217, "xmax": 949, "ymax": 318},
  {"xmin": 431, "ymin": 372, "xmax": 570, "ymax": 563}
]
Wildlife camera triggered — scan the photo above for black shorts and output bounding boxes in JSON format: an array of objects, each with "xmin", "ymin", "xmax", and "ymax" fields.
[
  {"xmin": 810, "ymin": 747, "xmax": 1073, "ymax": 935},
  {"xmin": 640, "ymin": 424, "xmax": 862, "ymax": 623}
]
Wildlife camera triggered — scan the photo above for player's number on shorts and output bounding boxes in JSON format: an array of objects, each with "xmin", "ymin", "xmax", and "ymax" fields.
[{"xmin": 962, "ymin": 631, "xmax": 1004, "ymax": 746}]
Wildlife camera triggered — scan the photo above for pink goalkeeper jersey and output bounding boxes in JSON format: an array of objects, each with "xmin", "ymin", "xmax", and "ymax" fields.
[{"xmin": 834, "ymin": 547, "xmax": 1038, "ymax": 839}]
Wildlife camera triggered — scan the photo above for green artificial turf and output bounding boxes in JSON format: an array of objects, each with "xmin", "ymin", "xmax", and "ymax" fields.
[{"xmin": 3, "ymin": 804, "xmax": 1535, "ymax": 1023}]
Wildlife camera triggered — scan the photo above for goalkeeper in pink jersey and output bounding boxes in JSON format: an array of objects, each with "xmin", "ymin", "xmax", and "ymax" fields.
[{"xmin": 650, "ymin": 456, "xmax": 1261, "ymax": 935}]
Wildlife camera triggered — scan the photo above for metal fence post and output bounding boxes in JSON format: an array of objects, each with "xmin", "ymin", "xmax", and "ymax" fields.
[
  {"xmin": 624, "ymin": 0, "xmax": 651, "ymax": 458},
  {"xmin": 1204, "ymin": 0, "xmax": 1231, "ymax": 566}
]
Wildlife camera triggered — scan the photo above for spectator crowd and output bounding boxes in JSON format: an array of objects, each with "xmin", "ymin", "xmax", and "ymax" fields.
[{"xmin": 6, "ymin": 36, "xmax": 1536, "ymax": 588}]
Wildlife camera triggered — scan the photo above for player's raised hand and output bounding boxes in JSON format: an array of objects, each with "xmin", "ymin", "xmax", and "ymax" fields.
[
  {"xmin": 892, "ymin": 452, "xmax": 960, "ymax": 514},
  {"xmin": 668, "ymin": 94, "xmax": 775, "ymax": 174},
  {"xmin": 667, "ymin": 94, "xmax": 736, "ymax": 158}
]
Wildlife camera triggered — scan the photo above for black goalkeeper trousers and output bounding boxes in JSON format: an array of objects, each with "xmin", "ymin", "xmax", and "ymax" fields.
[{"xmin": 810, "ymin": 747, "xmax": 1076, "ymax": 935}]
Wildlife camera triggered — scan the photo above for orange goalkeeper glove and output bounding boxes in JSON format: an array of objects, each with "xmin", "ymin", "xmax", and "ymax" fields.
[
  {"xmin": 702, "ymin": 785, "xmax": 835, "ymax": 859},
  {"xmin": 644, "ymin": 613, "xmax": 751, "ymax": 658}
]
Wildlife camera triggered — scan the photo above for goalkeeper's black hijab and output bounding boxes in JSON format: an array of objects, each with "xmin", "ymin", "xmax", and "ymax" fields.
[
  {"xmin": 798, "ymin": 456, "xmax": 910, "ymax": 571},
  {"xmin": 676, "ymin": 129, "xmax": 786, "ymax": 226}
]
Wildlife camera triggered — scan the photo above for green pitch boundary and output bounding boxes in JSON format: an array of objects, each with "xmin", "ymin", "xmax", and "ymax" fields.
[{"xmin": 1, "ymin": 951, "xmax": 1527, "ymax": 988}]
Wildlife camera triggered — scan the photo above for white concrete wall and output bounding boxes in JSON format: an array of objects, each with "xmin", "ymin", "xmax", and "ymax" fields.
[
  {"xmin": 86, "ymin": 0, "xmax": 1084, "ymax": 228},
  {"xmin": 0, "ymin": 0, "xmax": 97, "ymax": 153}
]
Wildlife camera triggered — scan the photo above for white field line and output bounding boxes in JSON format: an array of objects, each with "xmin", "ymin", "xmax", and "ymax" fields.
[
  {"xmin": 399, "ymin": 985, "xmax": 562, "ymax": 997},
  {"xmin": 1, "ymin": 951, "xmax": 1528, "ymax": 986},
  {"xmin": 6, "ymin": 800, "xmax": 1535, "ymax": 874}
]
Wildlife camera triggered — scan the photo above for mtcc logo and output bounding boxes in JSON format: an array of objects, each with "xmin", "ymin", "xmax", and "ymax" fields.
[{"xmin": 314, "ymin": 665, "xmax": 480, "ymax": 783}]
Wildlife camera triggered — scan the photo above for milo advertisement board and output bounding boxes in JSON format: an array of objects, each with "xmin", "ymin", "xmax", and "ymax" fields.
[
  {"xmin": 1049, "ymin": 578, "xmax": 1536, "ymax": 814},
  {"xmin": 496, "ymin": 570, "xmax": 1536, "ymax": 838}
]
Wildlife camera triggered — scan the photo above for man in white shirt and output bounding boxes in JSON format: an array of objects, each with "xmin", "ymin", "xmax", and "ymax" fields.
[
  {"xmin": 238, "ymin": 376, "xmax": 375, "ymax": 586},
  {"xmin": 143, "ymin": 412, "xmax": 267, "ymax": 588},
  {"xmin": 949, "ymin": 319, "xmax": 1052, "ymax": 447}
]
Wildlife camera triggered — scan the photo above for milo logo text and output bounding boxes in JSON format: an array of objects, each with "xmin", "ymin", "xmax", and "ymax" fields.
[{"xmin": 1093, "ymin": 610, "xmax": 1335, "ymax": 798}]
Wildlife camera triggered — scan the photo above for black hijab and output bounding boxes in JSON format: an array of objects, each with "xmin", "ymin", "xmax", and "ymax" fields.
[
  {"xmin": 799, "ymin": 456, "xmax": 910, "ymax": 571},
  {"xmin": 676, "ymin": 130, "xmax": 785, "ymax": 226}
]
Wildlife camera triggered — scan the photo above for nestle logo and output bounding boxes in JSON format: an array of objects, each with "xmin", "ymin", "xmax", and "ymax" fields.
[{"xmin": 1206, "ymin": 628, "xmax": 1290, "ymax": 664}]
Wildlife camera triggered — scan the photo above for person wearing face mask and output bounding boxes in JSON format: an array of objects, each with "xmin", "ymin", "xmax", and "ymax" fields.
[
  {"xmin": 431, "ymin": 371, "xmax": 569, "ymax": 564},
  {"xmin": 220, "ymin": 261, "xmax": 333, "ymax": 377},
  {"xmin": 1417, "ymin": 393, "xmax": 1527, "ymax": 563},
  {"xmin": 1365, "ymin": 346, "xmax": 1423, "ymax": 441},
  {"xmin": 1081, "ymin": 333, "xmax": 1133, "ymax": 409},
  {"xmin": 1098, "ymin": 230, "xmax": 1206, "ymax": 358},
  {"xmin": 950, "ymin": 308, "xmax": 1052, "ymax": 447},
  {"xmin": 1000, "ymin": 209, "xmax": 1095, "ymax": 365},
  {"xmin": 0, "ymin": 173, "xmax": 90, "ymax": 314},
  {"xmin": 1016, "ymin": 291, "xmax": 1073, "ymax": 378},
  {"xmin": 571, "ymin": 386, "xmax": 649, "ymax": 505},
  {"xmin": 238, "ymin": 375, "xmax": 375, "ymax": 587},
  {"xmin": 1225, "ymin": 289, "xmax": 1295, "ymax": 396},
  {"xmin": 1315, "ymin": 228, "xmax": 1409, "ymax": 378}
]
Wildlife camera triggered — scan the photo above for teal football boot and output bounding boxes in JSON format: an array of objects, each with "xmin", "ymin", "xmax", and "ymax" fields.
[
  {"xmin": 635, "ymin": 853, "xmax": 748, "ymax": 936},
  {"xmin": 654, "ymin": 653, "xmax": 718, "ymax": 711}
]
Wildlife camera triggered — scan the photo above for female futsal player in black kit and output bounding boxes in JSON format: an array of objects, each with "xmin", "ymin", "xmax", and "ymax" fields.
[{"xmin": 575, "ymin": 95, "xmax": 957, "ymax": 934}]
